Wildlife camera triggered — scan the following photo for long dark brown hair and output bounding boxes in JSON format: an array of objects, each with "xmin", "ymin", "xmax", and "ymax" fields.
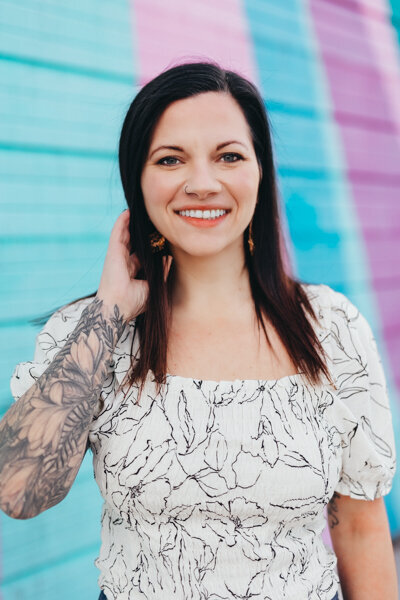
[{"xmin": 32, "ymin": 60, "xmax": 333, "ymax": 400}]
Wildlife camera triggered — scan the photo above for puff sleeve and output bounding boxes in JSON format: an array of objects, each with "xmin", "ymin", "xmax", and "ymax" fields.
[
  {"xmin": 325, "ymin": 287, "xmax": 397, "ymax": 500},
  {"xmin": 10, "ymin": 297, "xmax": 96, "ymax": 403}
]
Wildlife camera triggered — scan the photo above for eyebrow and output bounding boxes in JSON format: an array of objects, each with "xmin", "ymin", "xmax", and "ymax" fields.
[{"xmin": 148, "ymin": 140, "xmax": 248, "ymax": 159}]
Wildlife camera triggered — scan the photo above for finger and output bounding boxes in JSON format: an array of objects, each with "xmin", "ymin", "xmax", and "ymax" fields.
[
  {"xmin": 115, "ymin": 209, "xmax": 130, "ymax": 230},
  {"xmin": 112, "ymin": 210, "xmax": 131, "ymax": 247}
]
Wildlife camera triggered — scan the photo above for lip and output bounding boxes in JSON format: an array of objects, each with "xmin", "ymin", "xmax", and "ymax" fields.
[{"xmin": 174, "ymin": 209, "xmax": 230, "ymax": 228}]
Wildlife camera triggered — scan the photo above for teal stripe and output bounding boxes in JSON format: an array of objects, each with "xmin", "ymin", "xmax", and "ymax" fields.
[
  {"xmin": 0, "ymin": 141, "xmax": 115, "ymax": 159},
  {"xmin": 6, "ymin": 0, "xmax": 127, "ymax": 26},
  {"xmin": 277, "ymin": 167, "xmax": 338, "ymax": 180},
  {"xmin": 0, "ymin": 234, "xmax": 107, "ymax": 243},
  {"xmin": 0, "ymin": 311, "xmax": 96, "ymax": 328},
  {"xmin": 267, "ymin": 101, "xmax": 319, "ymax": 119},
  {"xmin": 0, "ymin": 542, "xmax": 99, "ymax": 587},
  {"xmin": 0, "ymin": 52, "xmax": 133, "ymax": 83}
]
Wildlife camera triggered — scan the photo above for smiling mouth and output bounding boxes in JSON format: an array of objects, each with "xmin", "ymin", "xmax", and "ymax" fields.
[
  {"xmin": 173, "ymin": 208, "xmax": 231, "ymax": 228},
  {"xmin": 174, "ymin": 209, "xmax": 231, "ymax": 220}
]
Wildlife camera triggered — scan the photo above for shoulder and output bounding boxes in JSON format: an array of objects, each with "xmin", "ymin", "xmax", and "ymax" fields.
[
  {"xmin": 298, "ymin": 283, "xmax": 379, "ymax": 363},
  {"xmin": 10, "ymin": 297, "xmax": 96, "ymax": 403},
  {"xmin": 49, "ymin": 296, "xmax": 95, "ymax": 325},
  {"xmin": 36, "ymin": 297, "xmax": 96, "ymax": 359},
  {"xmin": 299, "ymin": 283, "xmax": 363, "ymax": 328},
  {"xmin": 301, "ymin": 283, "xmax": 386, "ymax": 382},
  {"xmin": 300, "ymin": 282, "xmax": 353, "ymax": 310}
]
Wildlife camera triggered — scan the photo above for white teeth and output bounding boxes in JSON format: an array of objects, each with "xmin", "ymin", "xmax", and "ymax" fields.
[{"xmin": 177, "ymin": 209, "xmax": 227, "ymax": 219}]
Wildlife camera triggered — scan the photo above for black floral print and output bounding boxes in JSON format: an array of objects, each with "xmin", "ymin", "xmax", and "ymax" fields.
[{"xmin": 10, "ymin": 284, "xmax": 396, "ymax": 599}]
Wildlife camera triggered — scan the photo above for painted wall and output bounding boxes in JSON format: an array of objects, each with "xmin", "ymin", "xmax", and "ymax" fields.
[{"xmin": 1, "ymin": 0, "xmax": 399, "ymax": 597}]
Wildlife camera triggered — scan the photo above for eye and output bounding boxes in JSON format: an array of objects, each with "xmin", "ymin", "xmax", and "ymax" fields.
[
  {"xmin": 156, "ymin": 156, "xmax": 180, "ymax": 166},
  {"xmin": 220, "ymin": 152, "xmax": 244, "ymax": 163},
  {"xmin": 156, "ymin": 152, "xmax": 244, "ymax": 166}
]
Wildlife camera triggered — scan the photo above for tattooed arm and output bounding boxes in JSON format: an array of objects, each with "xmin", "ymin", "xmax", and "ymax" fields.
[
  {"xmin": 328, "ymin": 492, "xmax": 398, "ymax": 599},
  {"xmin": 0, "ymin": 297, "xmax": 126, "ymax": 520}
]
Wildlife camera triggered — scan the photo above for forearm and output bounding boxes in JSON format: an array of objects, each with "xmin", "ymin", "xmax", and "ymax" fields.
[
  {"xmin": 0, "ymin": 297, "xmax": 125, "ymax": 519},
  {"xmin": 329, "ymin": 495, "xmax": 398, "ymax": 599}
]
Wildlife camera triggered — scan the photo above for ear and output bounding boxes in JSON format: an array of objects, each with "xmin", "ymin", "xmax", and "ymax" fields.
[{"xmin": 258, "ymin": 162, "xmax": 263, "ymax": 182}]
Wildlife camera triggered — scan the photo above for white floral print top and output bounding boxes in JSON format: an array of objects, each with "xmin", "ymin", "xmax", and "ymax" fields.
[{"xmin": 10, "ymin": 284, "xmax": 397, "ymax": 600}]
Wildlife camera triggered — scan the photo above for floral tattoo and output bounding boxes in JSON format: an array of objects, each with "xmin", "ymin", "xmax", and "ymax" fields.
[{"xmin": 0, "ymin": 298, "xmax": 125, "ymax": 519}]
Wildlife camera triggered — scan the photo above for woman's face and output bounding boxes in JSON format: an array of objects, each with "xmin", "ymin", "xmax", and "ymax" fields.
[{"xmin": 141, "ymin": 91, "xmax": 262, "ymax": 258}]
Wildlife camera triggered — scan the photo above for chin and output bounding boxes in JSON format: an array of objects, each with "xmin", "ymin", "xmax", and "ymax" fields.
[{"xmin": 178, "ymin": 243, "xmax": 231, "ymax": 257}]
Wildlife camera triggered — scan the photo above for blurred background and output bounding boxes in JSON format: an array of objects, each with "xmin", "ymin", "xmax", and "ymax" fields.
[{"xmin": 1, "ymin": 0, "xmax": 400, "ymax": 598}]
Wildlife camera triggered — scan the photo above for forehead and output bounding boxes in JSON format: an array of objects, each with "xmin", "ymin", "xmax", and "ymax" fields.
[{"xmin": 150, "ymin": 92, "xmax": 252, "ymax": 143}]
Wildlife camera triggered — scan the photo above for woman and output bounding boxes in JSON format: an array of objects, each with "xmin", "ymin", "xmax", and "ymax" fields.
[{"xmin": 1, "ymin": 61, "xmax": 397, "ymax": 599}]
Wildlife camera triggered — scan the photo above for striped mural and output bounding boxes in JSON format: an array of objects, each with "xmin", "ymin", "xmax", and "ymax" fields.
[
  {"xmin": 309, "ymin": 0, "xmax": 400, "ymax": 534},
  {"xmin": 1, "ymin": 0, "xmax": 399, "ymax": 597}
]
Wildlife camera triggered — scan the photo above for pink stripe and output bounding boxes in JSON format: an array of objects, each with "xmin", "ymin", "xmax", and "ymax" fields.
[
  {"xmin": 131, "ymin": 0, "xmax": 258, "ymax": 86},
  {"xmin": 322, "ymin": 0, "xmax": 388, "ymax": 21},
  {"xmin": 129, "ymin": 0, "xmax": 294, "ymax": 276},
  {"xmin": 310, "ymin": 0, "xmax": 400, "ymax": 390}
]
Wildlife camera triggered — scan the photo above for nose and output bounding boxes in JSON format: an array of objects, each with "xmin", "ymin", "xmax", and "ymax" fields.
[{"xmin": 184, "ymin": 161, "xmax": 223, "ymax": 198}]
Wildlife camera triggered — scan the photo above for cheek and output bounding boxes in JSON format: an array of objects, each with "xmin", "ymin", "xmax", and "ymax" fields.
[
  {"xmin": 230, "ymin": 166, "xmax": 260, "ymax": 200},
  {"xmin": 141, "ymin": 172, "xmax": 170, "ymax": 217}
]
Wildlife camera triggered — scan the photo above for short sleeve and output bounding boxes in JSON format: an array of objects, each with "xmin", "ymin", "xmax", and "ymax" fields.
[
  {"xmin": 10, "ymin": 297, "xmax": 95, "ymax": 403},
  {"xmin": 325, "ymin": 287, "xmax": 397, "ymax": 500}
]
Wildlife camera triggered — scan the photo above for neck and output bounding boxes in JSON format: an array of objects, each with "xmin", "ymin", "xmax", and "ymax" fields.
[{"xmin": 169, "ymin": 241, "xmax": 253, "ymax": 318}]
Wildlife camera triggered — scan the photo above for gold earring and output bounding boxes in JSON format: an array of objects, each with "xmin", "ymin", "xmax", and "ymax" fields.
[
  {"xmin": 149, "ymin": 231, "xmax": 166, "ymax": 253},
  {"xmin": 248, "ymin": 219, "xmax": 255, "ymax": 256}
]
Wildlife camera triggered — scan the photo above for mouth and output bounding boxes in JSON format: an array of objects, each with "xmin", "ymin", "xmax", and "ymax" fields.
[
  {"xmin": 173, "ymin": 208, "xmax": 231, "ymax": 228},
  {"xmin": 174, "ymin": 208, "xmax": 231, "ymax": 219}
]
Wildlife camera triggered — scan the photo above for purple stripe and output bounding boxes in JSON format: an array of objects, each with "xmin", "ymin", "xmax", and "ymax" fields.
[{"xmin": 310, "ymin": 0, "xmax": 400, "ymax": 390}]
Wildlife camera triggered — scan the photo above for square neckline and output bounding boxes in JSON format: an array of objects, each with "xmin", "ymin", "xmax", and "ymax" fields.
[{"xmin": 164, "ymin": 371, "xmax": 306, "ymax": 387}]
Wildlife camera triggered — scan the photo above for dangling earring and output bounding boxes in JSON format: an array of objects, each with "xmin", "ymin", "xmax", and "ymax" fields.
[
  {"xmin": 248, "ymin": 219, "xmax": 255, "ymax": 256},
  {"xmin": 149, "ymin": 231, "xmax": 166, "ymax": 253}
]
